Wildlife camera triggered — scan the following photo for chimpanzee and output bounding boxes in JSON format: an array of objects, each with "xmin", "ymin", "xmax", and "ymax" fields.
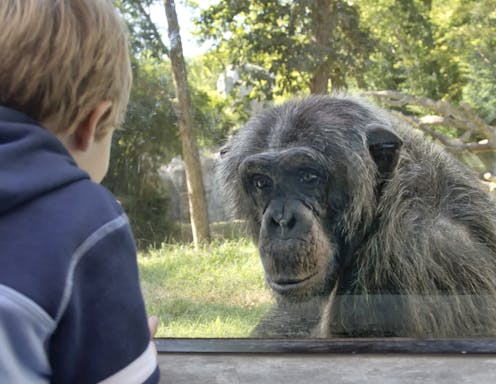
[{"xmin": 218, "ymin": 95, "xmax": 496, "ymax": 338}]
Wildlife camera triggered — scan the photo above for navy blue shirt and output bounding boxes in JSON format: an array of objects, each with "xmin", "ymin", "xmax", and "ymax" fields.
[{"xmin": 0, "ymin": 107, "xmax": 159, "ymax": 383}]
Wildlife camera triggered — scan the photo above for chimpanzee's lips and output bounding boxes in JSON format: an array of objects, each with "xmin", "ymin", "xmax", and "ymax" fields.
[{"xmin": 267, "ymin": 270, "xmax": 321, "ymax": 293}]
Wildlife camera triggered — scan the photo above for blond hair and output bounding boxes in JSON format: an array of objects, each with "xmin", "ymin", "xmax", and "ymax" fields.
[{"xmin": 0, "ymin": 0, "xmax": 132, "ymax": 138}]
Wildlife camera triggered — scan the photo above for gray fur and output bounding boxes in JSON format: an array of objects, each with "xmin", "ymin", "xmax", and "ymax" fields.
[{"xmin": 218, "ymin": 94, "xmax": 496, "ymax": 338}]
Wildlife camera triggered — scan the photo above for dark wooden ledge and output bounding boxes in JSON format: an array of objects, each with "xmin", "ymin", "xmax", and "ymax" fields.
[{"xmin": 155, "ymin": 337, "xmax": 496, "ymax": 354}]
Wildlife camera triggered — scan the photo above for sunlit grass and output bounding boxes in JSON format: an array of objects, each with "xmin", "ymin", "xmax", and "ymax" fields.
[{"xmin": 138, "ymin": 238, "xmax": 273, "ymax": 337}]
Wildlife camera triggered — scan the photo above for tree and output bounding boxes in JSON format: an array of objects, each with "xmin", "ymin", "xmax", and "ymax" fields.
[
  {"xmin": 444, "ymin": 0, "xmax": 496, "ymax": 124},
  {"xmin": 104, "ymin": 58, "xmax": 181, "ymax": 248},
  {"xmin": 114, "ymin": 0, "xmax": 212, "ymax": 247},
  {"xmin": 360, "ymin": 1, "xmax": 496, "ymax": 176},
  {"xmin": 115, "ymin": 0, "xmax": 169, "ymax": 59},
  {"xmin": 164, "ymin": 0, "xmax": 211, "ymax": 246},
  {"xmin": 196, "ymin": 0, "xmax": 374, "ymax": 95},
  {"xmin": 357, "ymin": 0, "xmax": 464, "ymax": 101}
]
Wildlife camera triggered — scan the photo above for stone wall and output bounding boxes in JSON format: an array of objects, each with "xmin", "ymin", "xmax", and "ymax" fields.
[{"xmin": 159, "ymin": 154, "xmax": 229, "ymax": 223}]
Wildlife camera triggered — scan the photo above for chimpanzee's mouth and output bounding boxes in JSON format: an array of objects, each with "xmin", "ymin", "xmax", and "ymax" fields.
[{"xmin": 267, "ymin": 270, "xmax": 321, "ymax": 293}]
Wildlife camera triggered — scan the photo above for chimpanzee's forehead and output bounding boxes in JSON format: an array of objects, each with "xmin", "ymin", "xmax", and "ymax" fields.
[
  {"xmin": 265, "ymin": 118, "xmax": 358, "ymax": 156},
  {"xmin": 234, "ymin": 96, "xmax": 386, "ymax": 162},
  {"xmin": 264, "ymin": 99, "xmax": 373, "ymax": 150},
  {"xmin": 243, "ymin": 146, "xmax": 325, "ymax": 167}
]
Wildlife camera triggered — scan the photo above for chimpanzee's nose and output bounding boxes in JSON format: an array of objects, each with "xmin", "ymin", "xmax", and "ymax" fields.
[
  {"xmin": 270, "ymin": 212, "xmax": 297, "ymax": 236},
  {"xmin": 263, "ymin": 199, "xmax": 304, "ymax": 239}
]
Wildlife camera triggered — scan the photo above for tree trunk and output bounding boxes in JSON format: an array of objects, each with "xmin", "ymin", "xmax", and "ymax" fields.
[
  {"xmin": 164, "ymin": 0, "xmax": 210, "ymax": 247},
  {"xmin": 309, "ymin": 0, "xmax": 333, "ymax": 94},
  {"xmin": 309, "ymin": 63, "xmax": 331, "ymax": 94}
]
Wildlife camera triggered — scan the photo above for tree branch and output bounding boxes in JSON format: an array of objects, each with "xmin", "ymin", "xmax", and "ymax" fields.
[
  {"xmin": 389, "ymin": 110, "xmax": 496, "ymax": 154},
  {"xmin": 363, "ymin": 90, "xmax": 496, "ymax": 139},
  {"xmin": 129, "ymin": 0, "xmax": 169, "ymax": 57}
]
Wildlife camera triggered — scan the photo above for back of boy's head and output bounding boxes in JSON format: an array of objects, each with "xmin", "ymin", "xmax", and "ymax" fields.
[{"xmin": 0, "ymin": 0, "xmax": 132, "ymax": 139}]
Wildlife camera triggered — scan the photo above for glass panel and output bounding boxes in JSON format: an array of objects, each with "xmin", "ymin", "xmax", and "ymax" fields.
[{"xmin": 108, "ymin": 0, "xmax": 496, "ymax": 341}]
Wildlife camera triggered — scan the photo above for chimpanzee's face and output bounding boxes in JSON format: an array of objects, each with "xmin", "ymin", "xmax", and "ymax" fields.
[{"xmin": 239, "ymin": 146, "xmax": 340, "ymax": 299}]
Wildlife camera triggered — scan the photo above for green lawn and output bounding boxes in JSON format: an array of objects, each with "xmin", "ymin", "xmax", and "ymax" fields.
[{"xmin": 138, "ymin": 239, "xmax": 273, "ymax": 337}]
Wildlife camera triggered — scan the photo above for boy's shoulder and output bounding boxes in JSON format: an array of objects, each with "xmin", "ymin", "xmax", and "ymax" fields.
[
  {"xmin": 0, "ymin": 113, "xmax": 135, "ymax": 318},
  {"xmin": 0, "ymin": 113, "xmax": 124, "ymax": 226}
]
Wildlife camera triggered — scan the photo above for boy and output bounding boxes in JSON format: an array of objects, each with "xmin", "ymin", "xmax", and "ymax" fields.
[{"xmin": 0, "ymin": 0, "xmax": 159, "ymax": 382}]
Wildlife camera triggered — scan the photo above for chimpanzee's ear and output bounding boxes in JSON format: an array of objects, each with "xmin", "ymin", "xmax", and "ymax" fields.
[{"xmin": 366, "ymin": 123, "xmax": 403, "ymax": 179}]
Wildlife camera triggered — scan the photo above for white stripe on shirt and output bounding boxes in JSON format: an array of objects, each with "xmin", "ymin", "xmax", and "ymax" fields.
[
  {"xmin": 97, "ymin": 341, "xmax": 158, "ymax": 384},
  {"xmin": 55, "ymin": 214, "xmax": 129, "ymax": 324}
]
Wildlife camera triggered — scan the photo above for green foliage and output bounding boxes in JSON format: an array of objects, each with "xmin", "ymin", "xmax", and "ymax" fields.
[
  {"xmin": 445, "ymin": 0, "xmax": 496, "ymax": 123},
  {"xmin": 110, "ymin": 1, "xmax": 180, "ymax": 247},
  {"xmin": 115, "ymin": 0, "xmax": 168, "ymax": 59},
  {"xmin": 103, "ymin": 59, "xmax": 180, "ymax": 248},
  {"xmin": 189, "ymin": 64, "xmax": 235, "ymax": 146},
  {"xmin": 357, "ymin": 0, "xmax": 464, "ymax": 101},
  {"xmin": 190, "ymin": 49, "xmax": 274, "ymax": 127},
  {"xmin": 108, "ymin": 2, "xmax": 238, "ymax": 247},
  {"xmin": 120, "ymin": 179, "xmax": 176, "ymax": 248},
  {"xmin": 138, "ymin": 239, "xmax": 273, "ymax": 337},
  {"xmin": 196, "ymin": 0, "xmax": 374, "ymax": 95},
  {"xmin": 193, "ymin": 0, "xmax": 494, "ymax": 112}
]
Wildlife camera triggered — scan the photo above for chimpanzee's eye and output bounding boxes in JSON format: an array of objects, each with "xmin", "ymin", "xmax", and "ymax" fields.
[
  {"xmin": 300, "ymin": 172, "xmax": 319, "ymax": 184},
  {"xmin": 252, "ymin": 174, "xmax": 272, "ymax": 190}
]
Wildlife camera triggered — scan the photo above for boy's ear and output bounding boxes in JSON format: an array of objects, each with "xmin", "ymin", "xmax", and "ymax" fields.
[{"xmin": 74, "ymin": 101, "xmax": 112, "ymax": 151}]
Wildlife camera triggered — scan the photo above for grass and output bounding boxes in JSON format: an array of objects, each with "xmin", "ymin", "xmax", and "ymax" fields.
[{"xmin": 138, "ymin": 238, "xmax": 273, "ymax": 337}]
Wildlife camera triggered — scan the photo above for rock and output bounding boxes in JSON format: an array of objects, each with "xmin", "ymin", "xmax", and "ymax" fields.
[{"xmin": 159, "ymin": 154, "xmax": 228, "ymax": 223}]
